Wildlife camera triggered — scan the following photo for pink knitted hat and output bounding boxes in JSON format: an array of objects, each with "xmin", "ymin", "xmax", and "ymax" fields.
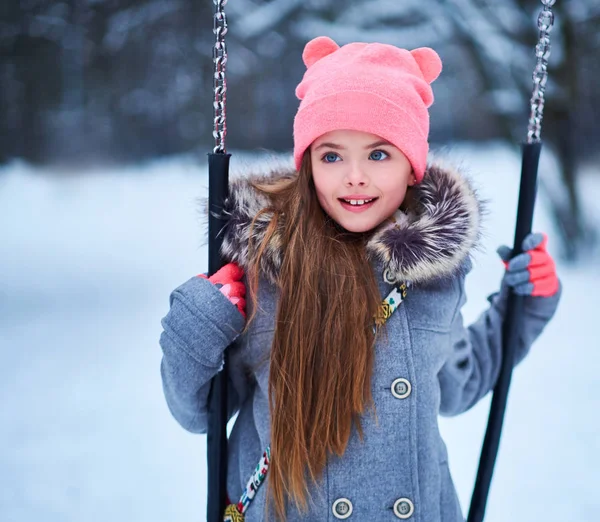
[{"xmin": 293, "ymin": 37, "xmax": 443, "ymax": 183}]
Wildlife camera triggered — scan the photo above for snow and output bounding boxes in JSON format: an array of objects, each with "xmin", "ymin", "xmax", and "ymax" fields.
[
  {"xmin": 103, "ymin": 1, "xmax": 182, "ymax": 53},
  {"xmin": 291, "ymin": 17, "xmax": 441, "ymax": 49},
  {"xmin": 234, "ymin": 0, "xmax": 303, "ymax": 41},
  {"xmin": 0, "ymin": 143, "xmax": 598, "ymax": 521}
]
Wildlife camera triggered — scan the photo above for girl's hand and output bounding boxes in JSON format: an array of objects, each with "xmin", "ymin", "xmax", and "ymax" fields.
[
  {"xmin": 497, "ymin": 232, "xmax": 559, "ymax": 298},
  {"xmin": 198, "ymin": 263, "xmax": 247, "ymax": 319}
]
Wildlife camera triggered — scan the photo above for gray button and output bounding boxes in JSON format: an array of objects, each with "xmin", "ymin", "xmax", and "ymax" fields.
[
  {"xmin": 332, "ymin": 498, "xmax": 353, "ymax": 519},
  {"xmin": 391, "ymin": 378, "xmax": 412, "ymax": 399},
  {"xmin": 393, "ymin": 498, "xmax": 414, "ymax": 519},
  {"xmin": 383, "ymin": 268, "xmax": 396, "ymax": 284}
]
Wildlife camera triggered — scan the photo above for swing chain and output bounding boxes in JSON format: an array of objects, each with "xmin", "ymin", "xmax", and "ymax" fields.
[
  {"xmin": 213, "ymin": 0, "xmax": 228, "ymax": 153},
  {"xmin": 527, "ymin": 0, "xmax": 556, "ymax": 144}
]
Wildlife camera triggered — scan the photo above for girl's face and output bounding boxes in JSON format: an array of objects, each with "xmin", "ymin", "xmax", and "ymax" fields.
[{"xmin": 310, "ymin": 129, "xmax": 415, "ymax": 233}]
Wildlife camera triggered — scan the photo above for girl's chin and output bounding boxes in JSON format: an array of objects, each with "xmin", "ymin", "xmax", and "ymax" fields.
[{"xmin": 332, "ymin": 215, "xmax": 386, "ymax": 233}]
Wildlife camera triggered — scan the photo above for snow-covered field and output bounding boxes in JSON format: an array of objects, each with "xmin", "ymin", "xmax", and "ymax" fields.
[{"xmin": 1, "ymin": 143, "xmax": 598, "ymax": 522}]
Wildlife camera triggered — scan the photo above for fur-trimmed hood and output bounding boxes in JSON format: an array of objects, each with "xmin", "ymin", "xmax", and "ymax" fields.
[{"xmin": 211, "ymin": 159, "xmax": 483, "ymax": 285}]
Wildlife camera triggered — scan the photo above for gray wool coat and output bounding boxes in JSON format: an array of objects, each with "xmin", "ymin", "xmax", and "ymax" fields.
[{"xmin": 159, "ymin": 160, "xmax": 561, "ymax": 522}]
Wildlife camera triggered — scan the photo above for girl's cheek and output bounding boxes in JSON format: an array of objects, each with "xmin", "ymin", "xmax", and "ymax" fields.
[{"xmin": 315, "ymin": 190, "xmax": 331, "ymax": 212}]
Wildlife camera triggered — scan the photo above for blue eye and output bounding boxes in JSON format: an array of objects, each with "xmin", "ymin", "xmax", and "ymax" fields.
[
  {"xmin": 369, "ymin": 150, "xmax": 389, "ymax": 161},
  {"xmin": 322, "ymin": 152, "xmax": 340, "ymax": 163}
]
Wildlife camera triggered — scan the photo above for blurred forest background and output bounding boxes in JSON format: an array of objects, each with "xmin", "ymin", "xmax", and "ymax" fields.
[{"xmin": 1, "ymin": 0, "xmax": 599, "ymax": 259}]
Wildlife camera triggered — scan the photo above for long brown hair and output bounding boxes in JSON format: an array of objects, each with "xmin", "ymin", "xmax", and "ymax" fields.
[{"xmin": 246, "ymin": 152, "xmax": 383, "ymax": 520}]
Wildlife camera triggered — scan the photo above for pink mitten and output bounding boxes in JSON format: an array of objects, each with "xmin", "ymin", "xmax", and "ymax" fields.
[
  {"xmin": 198, "ymin": 263, "xmax": 246, "ymax": 318},
  {"xmin": 497, "ymin": 232, "xmax": 559, "ymax": 298}
]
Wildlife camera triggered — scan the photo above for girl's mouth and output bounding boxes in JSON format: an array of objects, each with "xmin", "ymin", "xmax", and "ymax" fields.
[{"xmin": 338, "ymin": 197, "xmax": 378, "ymax": 212}]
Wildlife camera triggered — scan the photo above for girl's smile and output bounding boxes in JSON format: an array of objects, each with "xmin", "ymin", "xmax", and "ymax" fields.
[{"xmin": 338, "ymin": 196, "xmax": 378, "ymax": 212}]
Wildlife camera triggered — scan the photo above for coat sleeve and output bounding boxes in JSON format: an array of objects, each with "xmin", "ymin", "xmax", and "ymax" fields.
[
  {"xmin": 159, "ymin": 275, "xmax": 247, "ymax": 433},
  {"xmin": 438, "ymin": 263, "xmax": 561, "ymax": 417}
]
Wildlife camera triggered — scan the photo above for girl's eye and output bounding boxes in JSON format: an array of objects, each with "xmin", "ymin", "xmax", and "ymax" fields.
[
  {"xmin": 369, "ymin": 150, "xmax": 389, "ymax": 161},
  {"xmin": 322, "ymin": 152, "xmax": 340, "ymax": 163}
]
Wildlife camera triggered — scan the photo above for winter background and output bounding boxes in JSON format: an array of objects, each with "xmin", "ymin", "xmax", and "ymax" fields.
[{"xmin": 1, "ymin": 1, "xmax": 599, "ymax": 522}]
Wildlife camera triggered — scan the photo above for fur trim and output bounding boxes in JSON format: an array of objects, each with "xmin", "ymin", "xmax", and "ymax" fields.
[
  {"xmin": 205, "ymin": 157, "xmax": 482, "ymax": 285},
  {"xmin": 366, "ymin": 162, "xmax": 482, "ymax": 283}
]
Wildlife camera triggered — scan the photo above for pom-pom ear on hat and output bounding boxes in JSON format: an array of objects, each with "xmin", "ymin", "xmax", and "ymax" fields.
[
  {"xmin": 410, "ymin": 48, "xmax": 443, "ymax": 84},
  {"xmin": 302, "ymin": 36, "xmax": 340, "ymax": 68}
]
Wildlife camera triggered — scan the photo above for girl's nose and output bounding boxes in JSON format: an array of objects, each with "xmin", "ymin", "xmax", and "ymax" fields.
[{"xmin": 344, "ymin": 164, "xmax": 369, "ymax": 187}]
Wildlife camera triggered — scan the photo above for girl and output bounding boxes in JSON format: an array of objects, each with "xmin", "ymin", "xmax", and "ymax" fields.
[{"xmin": 159, "ymin": 37, "xmax": 561, "ymax": 522}]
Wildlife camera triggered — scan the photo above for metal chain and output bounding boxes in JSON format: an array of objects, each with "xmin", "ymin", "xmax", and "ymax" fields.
[
  {"xmin": 527, "ymin": 0, "xmax": 556, "ymax": 144},
  {"xmin": 213, "ymin": 0, "xmax": 228, "ymax": 153}
]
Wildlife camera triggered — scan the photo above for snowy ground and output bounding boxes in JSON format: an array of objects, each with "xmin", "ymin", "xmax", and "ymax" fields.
[{"xmin": 1, "ymin": 143, "xmax": 598, "ymax": 522}]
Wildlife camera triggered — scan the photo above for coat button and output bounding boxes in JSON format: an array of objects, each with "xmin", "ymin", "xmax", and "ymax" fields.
[
  {"xmin": 391, "ymin": 378, "xmax": 412, "ymax": 399},
  {"xmin": 332, "ymin": 498, "xmax": 353, "ymax": 519},
  {"xmin": 393, "ymin": 498, "xmax": 414, "ymax": 519},
  {"xmin": 383, "ymin": 268, "xmax": 396, "ymax": 284}
]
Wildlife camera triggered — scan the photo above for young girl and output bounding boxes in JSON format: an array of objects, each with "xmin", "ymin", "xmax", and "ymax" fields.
[{"xmin": 159, "ymin": 37, "xmax": 561, "ymax": 522}]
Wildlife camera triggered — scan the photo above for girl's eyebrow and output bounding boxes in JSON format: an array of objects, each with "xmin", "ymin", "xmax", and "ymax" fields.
[
  {"xmin": 365, "ymin": 140, "xmax": 392, "ymax": 149},
  {"xmin": 314, "ymin": 142, "xmax": 344, "ymax": 151},
  {"xmin": 313, "ymin": 140, "xmax": 392, "ymax": 151}
]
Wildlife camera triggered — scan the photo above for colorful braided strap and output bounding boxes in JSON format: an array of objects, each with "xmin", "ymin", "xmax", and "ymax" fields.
[
  {"xmin": 224, "ymin": 446, "xmax": 271, "ymax": 522},
  {"xmin": 376, "ymin": 282, "xmax": 408, "ymax": 326}
]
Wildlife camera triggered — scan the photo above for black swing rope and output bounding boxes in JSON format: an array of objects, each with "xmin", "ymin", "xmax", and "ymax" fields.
[
  {"xmin": 205, "ymin": 2, "xmax": 557, "ymax": 521},
  {"xmin": 467, "ymin": 2, "xmax": 556, "ymax": 520},
  {"xmin": 207, "ymin": 1, "xmax": 231, "ymax": 521}
]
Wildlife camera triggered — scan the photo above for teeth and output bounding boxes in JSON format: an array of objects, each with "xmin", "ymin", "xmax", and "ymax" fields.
[{"xmin": 344, "ymin": 198, "xmax": 373, "ymax": 206}]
